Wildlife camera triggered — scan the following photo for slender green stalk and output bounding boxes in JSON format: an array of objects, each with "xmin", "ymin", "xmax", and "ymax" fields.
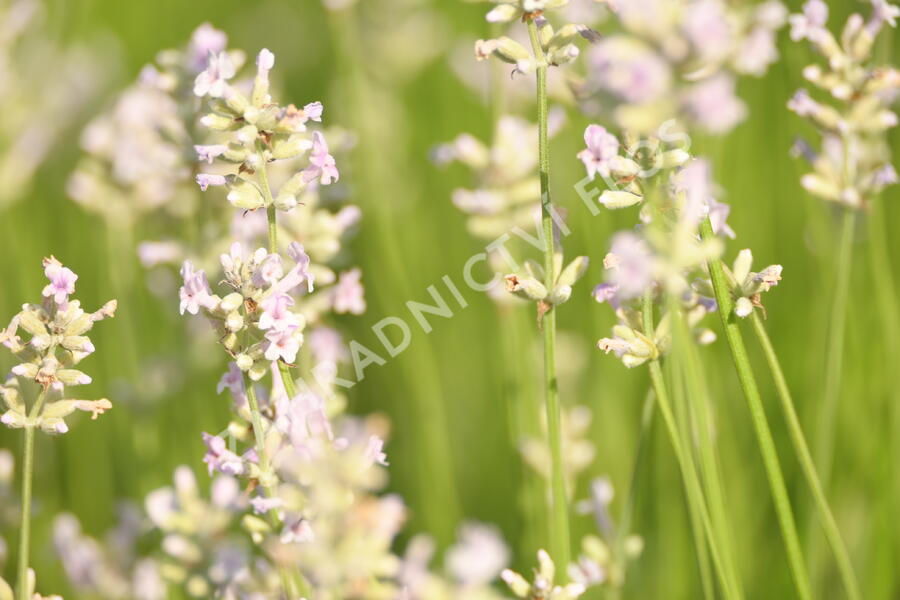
[
  {"xmin": 16, "ymin": 387, "xmax": 47, "ymax": 600},
  {"xmin": 609, "ymin": 390, "xmax": 654, "ymax": 600},
  {"xmin": 642, "ymin": 293, "xmax": 738, "ymax": 599},
  {"xmin": 750, "ymin": 311, "xmax": 861, "ymax": 600},
  {"xmin": 256, "ymin": 154, "xmax": 302, "ymax": 403},
  {"xmin": 665, "ymin": 352, "xmax": 714, "ymax": 600},
  {"xmin": 866, "ymin": 203, "xmax": 900, "ymax": 595},
  {"xmin": 16, "ymin": 426, "xmax": 35, "ymax": 600},
  {"xmin": 815, "ymin": 209, "xmax": 855, "ymax": 484},
  {"xmin": 670, "ymin": 305, "xmax": 743, "ymax": 599},
  {"xmin": 525, "ymin": 17, "xmax": 570, "ymax": 569},
  {"xmin": 700, "ymin": 217, "xmax": 811, "ymax": 600}
]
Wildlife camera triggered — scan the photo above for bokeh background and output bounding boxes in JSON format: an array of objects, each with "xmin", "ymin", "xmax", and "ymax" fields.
[{"xmin": 1, "ymin": 0, "xmax": 898, "ymax": 597}]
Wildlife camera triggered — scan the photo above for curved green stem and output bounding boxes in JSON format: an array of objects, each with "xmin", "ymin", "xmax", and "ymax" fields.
[
  {"xmin": 526, "ymin": 17, "xmax": 570, "ymax": 569},
  {"xmin": 815, "ymin": 209, "xmax": 855, "ymax": 484},
  {"xmin": 642, "ymin": 293, "xmax": 738, "ymax": 600},
  {"xmin": 750, "ymin": 312, "xmax": 860, "ymax": 600},
  {"xmin": 700, "ymin": 217, "xmax": 811, "ymax": 600}
]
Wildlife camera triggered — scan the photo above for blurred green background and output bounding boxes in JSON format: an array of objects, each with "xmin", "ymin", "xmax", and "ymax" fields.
[{"xmin": 1, "ymin": 0, "xmax": 899, "ymax": 597}]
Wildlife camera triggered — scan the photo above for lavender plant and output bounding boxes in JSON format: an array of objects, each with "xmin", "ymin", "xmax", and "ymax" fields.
[
  {"xmin": 579, "ymin": 0, "xmax": 786, "ymax": 134},
  {"xmin": 787, "ymin": 0, "xmax": 899, "ymax": 492},
  {"xmin": 0, "ymin": 258, "xmax": 116, "ymax": 600},
  {"xmin": 475, "ymin": 1, "xmax": 596, "ymax": 572},
  {"xmin": 786, "ymin": 0, "xmax": 898, "ymax": 594}
]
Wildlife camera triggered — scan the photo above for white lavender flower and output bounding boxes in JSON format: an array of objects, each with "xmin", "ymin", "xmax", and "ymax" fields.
[
  {"xmin": 787, "ymin": 0, "xmax": 899, "ymax": 209},
  {"xmin": 1, "ymin": 257, "xmax": 116, "ymax": 434}
]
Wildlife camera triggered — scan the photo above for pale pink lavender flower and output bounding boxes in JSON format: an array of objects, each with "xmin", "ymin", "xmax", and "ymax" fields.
[
  {"xmin": 249, "ymin": 495, "xmax": 284, "ymax": 515},
  {"xmin": 280, "ymin": 516, "xmax": 314, "ymax": 544},
  {"xmin": 874, "ymin": 164, "xmax": 899, "ymax": 186},
  {"xmin": 137, "ymin": 241, "xmax": 182, "ymax": 268},
  {"xmin": 303, "ymin": 101, "xmax": 324, "ymax": 122},
  {"xmin": 682, "ymin": 74, "xmax": 747, "ymax": 134},
  {"xmin": 734, "ymin": 27, "xmax": 780, "ymax": 76},
  {"xmin": 445, "ymin": 523, "xmax": 510, "ymax": 586},
  {"xmin": 303, "ymin": 131, "xmax": 339, "ymax": 185},
  {"xmin": 364, "ymin": 435, "xmax": 389, "ymax": 467},
  {"xmin": 870, "ymin": 0, "xmax": 900, "ymax": 31},
  {"xmin": 42, "ymin": 257, "xmax": 77, "ymax": 306},
  {"xmin": 332, "ymin": 268, "xmax": 366, "ymax": 314},
  {"xmin": 604, "ymin": 232, "xmax": 654, "ymax": 300},
  {"xmin": 263, "ymin": 325, "xmax": 302, "ymax": 363},
  {"xmin": 262, "ymin": 243, "xmax": 313, "ymax": 297},
  {"xmin": 682, "ymin": 0, "xmax": 733, "ymax": 64},
  {"xmin": 193, "ymin": 51, "xmax": 235, "ymax": 98},
  {"xmin": 258, "ymin": 293, "xmax": 298, "ymax": 331},
  {"xmin": 789, "ymin": 0, "xmax": 829, "ymax": 41},
  {"xmin": 195, "ymin": 173, "xmax": 226, "ymax": 191},
  {"xmin": 217, "ymin": 362, "xmax": 247, "ymax": 406},
  {"xmin": 588, "ymin": 38, "xmax": 672, "ymax": 105},
  {"xmin": 252, "ymin": 253, "xmax": 284, "ymax": 288},
  {"xmin": 178, "ymin": 261, "xmax": 215, "ymax": 315},
  {"xmin": 194, "ymin": 144, "xmax": 228, "ymax": 164},
  {"xmin": 201, "ymin": 432, "xmax": 247, "ymax": 476},
  {"xmin": 275, "ymin": 392, "xmax": 332, "ymax": 449},
  {"xmin": 308, "ymin": 327, "xmax": 349, "ymax": 364},
  {"xmin": 592, "ymin": 283, "xmax": 621, "ymax": 308},
  {"xmin": 187, "ymin": 23, "xmax": 228, "ymax": 72},
  {"xmin": 708, "ymin": 199, "xmax": 736, "ymax": 239},
  {"xmin": 787, "ymin": 89, "xmax": 819, "ymax": 117},
  {"xmin": 577, "ymin": 125, "xmax": 620, "ymax": 180}
]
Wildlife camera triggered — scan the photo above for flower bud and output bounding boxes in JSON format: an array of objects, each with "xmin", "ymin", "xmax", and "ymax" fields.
[
  {"xmin": 200, "ymin": 113, "xmax": 237, "ymax": 131},
  {"xmin": 226, "ymin": 177, "xmax": 266, "ymax": 210},
  {"xmin": 225, "ymin": 312, "xmax": 244, "ymax": 332},
  {"xmin": 599, "ymin": 190, "xmax": 642, "ymax": 209},
  {"xmin": 557, "ymin": 256, "xmax": 589, "ymax": 288},
  {"xmin": 486, "ymin": 3, "xmax": 518, "ymax": 22},
  {"xmin": 235, "ymin": 353, "xmax": 254, "ymax": 371},
  {"xmin": 219, "ymin": 293, "xmax": 243, "ymax": 313}
]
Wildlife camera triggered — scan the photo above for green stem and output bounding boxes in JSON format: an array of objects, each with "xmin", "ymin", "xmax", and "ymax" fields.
[
  {"xmin": 244, "ymin": 382, "xmax": 271, "ymax": 476},
  {"xmin": 666, "ymin": 351, "xmax": 715, "ymax": 600},
  {"xmin": 16, "ymin": 388, "xmax": 47, "ymax": 600},
  {"xmin": 671, "ymin": 305, "xmax": 742, "ymax": 599},
  {"xmin": 16, "ymin": 425, "xmax": 34, "ymax": 600},
  {"xmin": 700, "ymin": 217, "xmax": 811, "ymax": 600},
  {"xmin": 815, "ymin": 209, "xmax": 855, "ymax": 484},
  {"xmin": 526, "ymin": 18, "xmax": 570, "ymax": 569},
  {"xmin": 750, "ymin": 312, "xmax": 861, "ymax": 600},
  {"xmin": 642, "ymin": 293, "xmax": 737, "ymax": 599}
]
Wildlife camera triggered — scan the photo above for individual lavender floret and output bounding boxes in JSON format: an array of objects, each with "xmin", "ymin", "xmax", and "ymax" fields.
[
  {"xmin": 576, "ymin": 124, "xmax": 690, "ymax": 210},
  {"xmin": 695, "ymin": 249, "xmax": 783, "ymax": 318},
  {"xmin": 787, "ymin": 0, "xmax": 900, "ymax": 209},
  {"xmin": 504, "ymin": 252, "xmax": 589, "ymax": 316},
  {"xmin": 570, "ymin": 478, "xmax": 644, "ymax": 590},
  {"xmin": 476, "ymin": 12, "xmax": 597, "ymax": 75},
  {"xmin": 178, "ymin": 242, "xmax": 312, "ymax": 380},
  {"xmin": 502, "ymin": 549, "xmax": 589, "ymax": 599},
  {"xmin": 193, "ymin": 48, "xmax": 339, "ymax": 213},
  {"xmin": 0, "ymin": 257, "xmax": 116, "ymax": 434}
]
